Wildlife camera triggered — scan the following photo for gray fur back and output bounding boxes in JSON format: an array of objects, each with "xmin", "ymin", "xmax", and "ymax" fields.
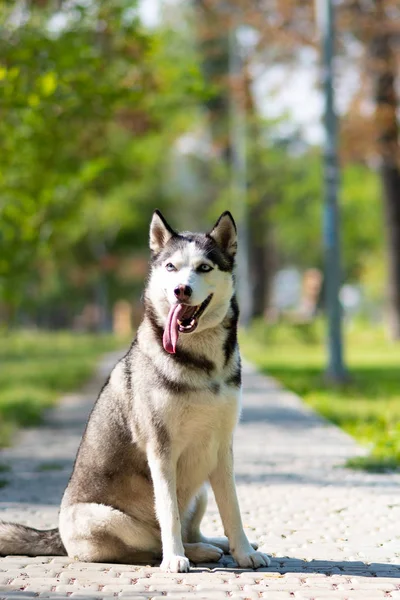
[{"xmin": 0, "ymin": 521, "xmax": 66, "ymax": 556}]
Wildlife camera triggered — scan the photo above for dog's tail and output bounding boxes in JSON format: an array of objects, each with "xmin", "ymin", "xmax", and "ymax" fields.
[{"xmin": 0, "ymin": 521, "xmax": 66, "ymax": 556}]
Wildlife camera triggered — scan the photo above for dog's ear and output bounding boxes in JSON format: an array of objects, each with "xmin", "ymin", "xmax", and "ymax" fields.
[
  {"xmin": 209, "ymin": 211, "xmax": 237, "ymax": 256},
  {"xmin": 149, "ymin": 210, "xmax": 177, "ymax": 254}
]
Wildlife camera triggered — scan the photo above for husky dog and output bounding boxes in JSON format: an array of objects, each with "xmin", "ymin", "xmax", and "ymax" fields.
[{"xmin": 0, "ymin": 211, "xmax": 270, "ymax": 573}]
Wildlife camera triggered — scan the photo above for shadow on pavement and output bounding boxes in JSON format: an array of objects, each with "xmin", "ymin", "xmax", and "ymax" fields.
[
  {"xmin": 240, "ymin": 404, "xmax": 324, "ymax": 427},
  {"xmin": 198, "ymin": 556, "xmax": 400, "ymax": 577},
  {"xmin": 234, "ymin": 469, "xmax": 400, "ymax": 488}
]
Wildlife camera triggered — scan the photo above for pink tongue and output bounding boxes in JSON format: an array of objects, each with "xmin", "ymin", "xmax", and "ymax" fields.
[{"xmin": 163, "ymin": 304, "xmax": 185, "ymax": 354}]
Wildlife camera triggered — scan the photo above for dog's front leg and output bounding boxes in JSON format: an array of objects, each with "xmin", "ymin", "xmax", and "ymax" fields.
[
  {"xmin": 147, "ymin": 449, "xmax": 189, "ymax": 573},
  {"xmin": 210, "ymin": 443, "xmax": 271, "ymax": 569}
]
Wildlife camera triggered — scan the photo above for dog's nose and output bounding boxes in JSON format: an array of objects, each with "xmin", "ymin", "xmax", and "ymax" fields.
[{"xmin": 174, "ymin": 285, "xmax": 192, "ymax": 301}]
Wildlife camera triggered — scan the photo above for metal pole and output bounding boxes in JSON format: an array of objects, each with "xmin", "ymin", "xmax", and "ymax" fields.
[
  {"xmin": 228, "ymin": 25, "xmax": 252, "ymax": 327},
  {"xmin": 319, "ymin": 0, "xmax": 347, "ymax": 380}
]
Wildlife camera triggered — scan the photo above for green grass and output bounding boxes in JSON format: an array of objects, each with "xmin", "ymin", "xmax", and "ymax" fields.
[
  {"xmin": 0, "ymin": 331, "xmax": 128, "ymax": 447},
  {"xmin": 36, "ymin": 461, "xmax": 65, "ymax": 472},
  {"xmin": 240, "ymin": 320, "xmax": 400, "ymax": 472}
]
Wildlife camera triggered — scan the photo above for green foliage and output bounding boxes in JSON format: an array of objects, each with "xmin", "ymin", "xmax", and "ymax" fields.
[
  {"xmin": 260, "ymin": 146, "xmax": 323, "ymax": 268},
  {"xmin": 0, "ymin": 331, "xmax": 127, "ymax": 446},
  {"xmin": 0, "ymin": 2, "xmax": 205, "ymax": 315},
  {"xmin": 341, "ymin": 165, "xmax": 383, "ymax": 280},
  {"xmin": 241, "ymin": 321, "xmax": 400, "ymax": 472},
  {"xmin": 0, "ymin": 1, "xmax": 388, "ymax": 321},
  {"xmin": 245, "ymin": 129, "xmax": 383, "ymax": 284}
]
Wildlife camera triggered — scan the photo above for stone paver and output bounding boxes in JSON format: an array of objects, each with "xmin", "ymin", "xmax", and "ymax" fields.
[{"xmin": 1, "ymin": 351, "xmax": 400, "ymax": 599}]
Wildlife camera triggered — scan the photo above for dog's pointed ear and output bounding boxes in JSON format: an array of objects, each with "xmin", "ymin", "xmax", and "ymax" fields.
[
  {"xmin": 209, "ymin": 211, "xmax": 237, "ymax": 256},
  {"xmin": 149, "ymin": 210, "xmax": 177, "ymax": 254}
]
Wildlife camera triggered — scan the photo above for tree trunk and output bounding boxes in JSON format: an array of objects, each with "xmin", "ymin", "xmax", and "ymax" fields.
[
  {"xmin": 194, "ymin": 1, "xmax": 276, "ymax": 319},
  {"xmin": 370, "ymin": 0, "xmax": 400, "ymax": 338},
  {"xmin": 248, "ymin": 198, "xmax": 275, "ymax": 318},
  {"xmin": 380, "ymin": 165, "xmax": 400, "ymax": 339},
  {"xmin": 194, "ymin": 0, "xmax": 230, "ymax": 162}
]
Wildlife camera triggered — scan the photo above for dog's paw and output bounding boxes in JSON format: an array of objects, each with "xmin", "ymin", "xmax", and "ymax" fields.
[
  {"xmin": 199, "ymin": 536, "xmax": 258, "ymax": 554},
  {"xmin": 199, "ymin": 536, "xmax": 230, "ymax": 554},
  {"xmin": 184, "ymin": 542, "xmax": 223, "ymax": 563},
  {"xmin": 234, "ymin": 550, "xmax": 271, "ymax": 569},
  {"xmin": 161, "ymin": 554, "xmax": 190, "ymax": 573}
]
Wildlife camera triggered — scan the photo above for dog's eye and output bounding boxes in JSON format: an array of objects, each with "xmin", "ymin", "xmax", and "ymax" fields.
[
  {"xmin": 165, "ymin": 263, "xmax": 177, "ymax": 272},
  {"xmin": 198, "ymin": 264, "xmax": 213, "ymax": 273}
]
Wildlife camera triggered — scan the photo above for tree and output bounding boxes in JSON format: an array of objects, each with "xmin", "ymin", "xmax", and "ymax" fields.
[
  {"xmin": 0, "ymin": 1, "xmax": 205, "ymax": 326},
  {"xmin": 338, "ymin": 0, "xmax": 400, "ymax": 337},
  {"xmin": 193, "ymin": 0, "xmax": 281, "ymax": 318},
  {"xmin": 370, "ymin": 0, "xmax": 400, "ymax": 338}
]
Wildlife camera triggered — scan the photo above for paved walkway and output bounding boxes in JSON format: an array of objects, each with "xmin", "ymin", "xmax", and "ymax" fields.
[{"xmin": 1, "ymin": 351, "xmax": 400, "ymax": 599}]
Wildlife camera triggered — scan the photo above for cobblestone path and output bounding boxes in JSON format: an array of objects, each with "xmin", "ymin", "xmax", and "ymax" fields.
[{"xmin": 0, "ymin": 351, "xmax": 399, "ymax": 599}]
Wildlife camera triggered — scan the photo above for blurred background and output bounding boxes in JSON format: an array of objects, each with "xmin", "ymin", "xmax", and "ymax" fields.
[{"xmin": 1, "ymin": 0, "xmax": 400, "ymax": 471}]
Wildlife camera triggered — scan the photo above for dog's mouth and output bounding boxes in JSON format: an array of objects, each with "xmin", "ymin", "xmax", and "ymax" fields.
[{"xmin": 163, "ymin": 294, "xmax": 213, "ymax": 354}]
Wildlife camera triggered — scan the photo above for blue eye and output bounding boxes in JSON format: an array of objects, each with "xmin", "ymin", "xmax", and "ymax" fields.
[
  {"xmin": 166, "ymin": 263, "xmax": 177, "ymax": 272},
  {"xmin": 198, "ymin": 264, "xmax": 213, "ymax": 273}
]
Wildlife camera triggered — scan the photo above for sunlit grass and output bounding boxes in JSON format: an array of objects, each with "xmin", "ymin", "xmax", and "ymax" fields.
[
  {"xmin": 0, "ymin": 331, "xmax": 128, "ymax": 447},
  {"xmin": 240, "ymin": 320, "xmax": 400, "ymax": 472}
]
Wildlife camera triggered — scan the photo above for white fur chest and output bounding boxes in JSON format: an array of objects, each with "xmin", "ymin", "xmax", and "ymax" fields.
[{"xmin": 161, "ymin": 386, "xmax": 240, "ymax": 498}]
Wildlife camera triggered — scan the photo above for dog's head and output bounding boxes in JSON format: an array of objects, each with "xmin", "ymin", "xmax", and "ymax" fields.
[{"xmin": 146, "ymin": 210, "xmax": 237, "ymax": 353}]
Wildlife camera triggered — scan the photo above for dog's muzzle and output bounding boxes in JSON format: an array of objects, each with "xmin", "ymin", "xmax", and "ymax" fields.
[{"xmin": 162, "ymin": 294, "xmax": 213, "ymax": 354}]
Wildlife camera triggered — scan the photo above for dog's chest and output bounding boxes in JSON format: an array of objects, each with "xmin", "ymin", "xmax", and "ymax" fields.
[{"xmin": 167, "ymin": 387, "xmax": 240, "ymax": 485}]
